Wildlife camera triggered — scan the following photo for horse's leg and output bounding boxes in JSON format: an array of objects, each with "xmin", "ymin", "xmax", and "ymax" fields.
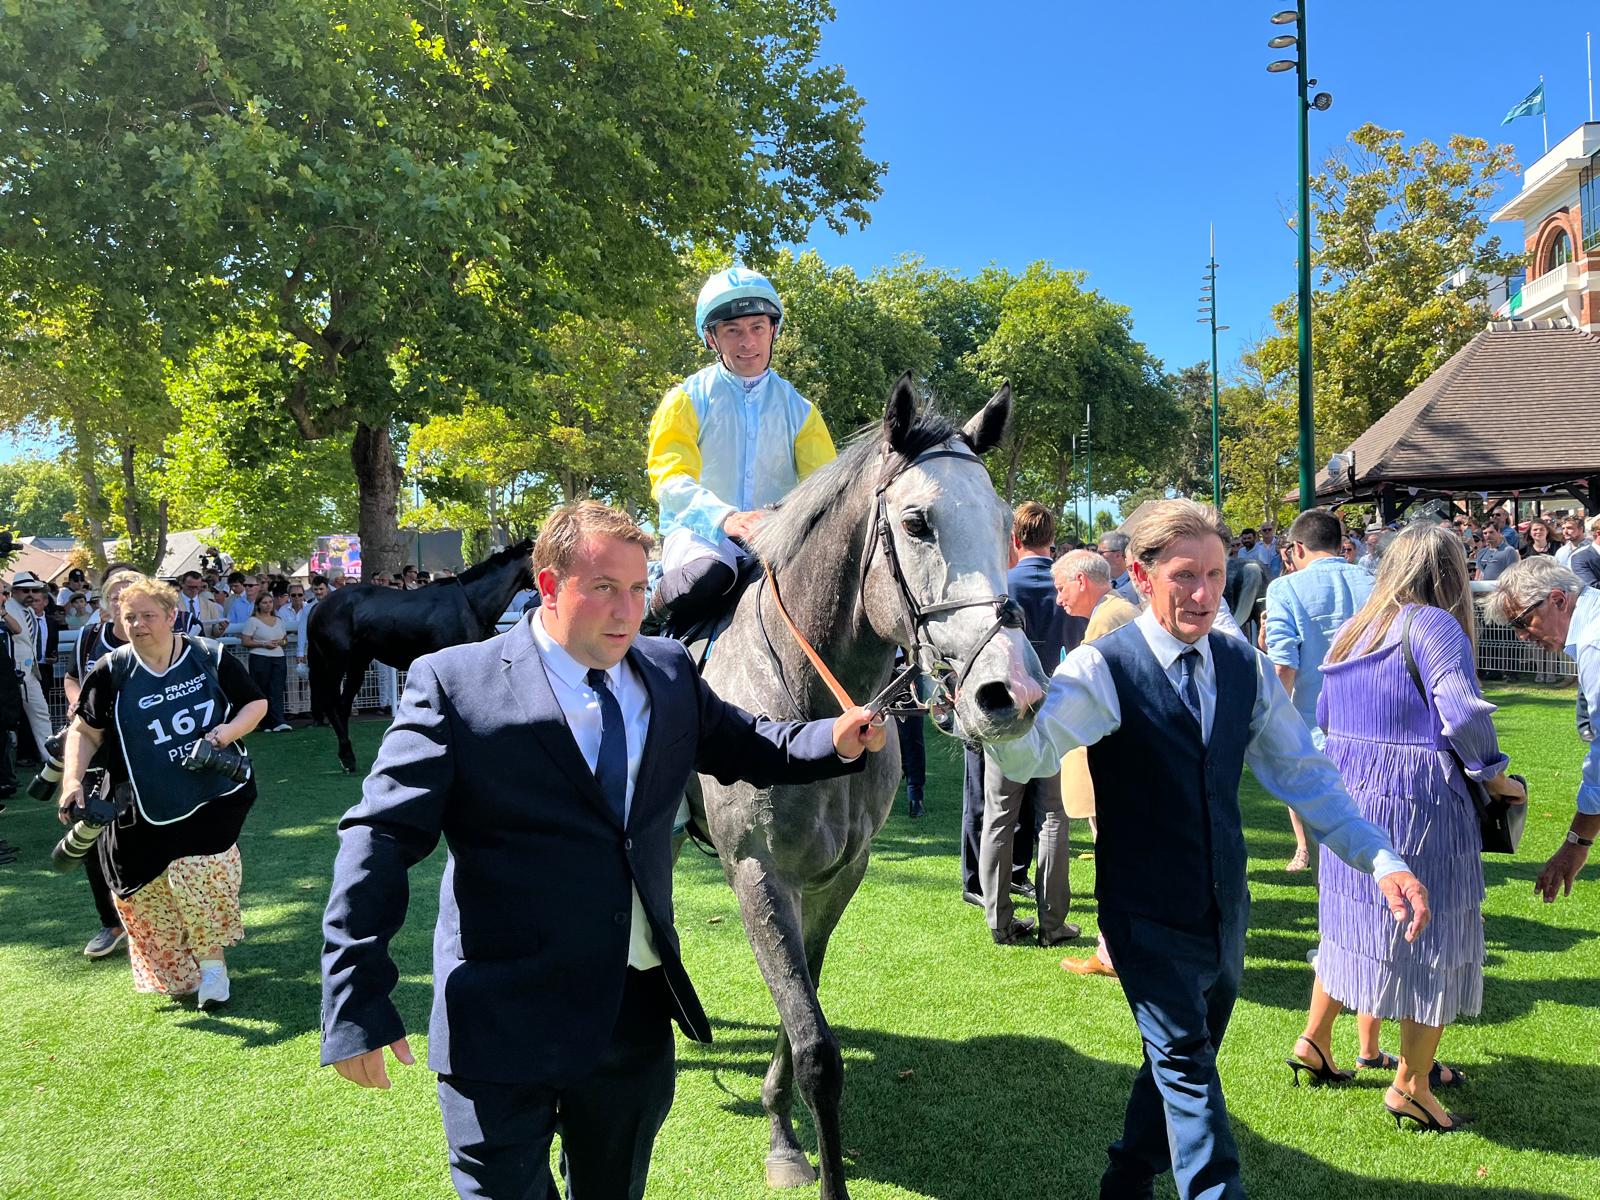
[
  {"xmin": 333, "ymin": 658, "xmax": 369, "ymax": 774},
  {"xmin": 729, "ymin": 853, "xmax": 863, "ymax": 1200},
  {"xmin": 793, "ymin": 853, "xmax": 872, "ymax": 1200}
]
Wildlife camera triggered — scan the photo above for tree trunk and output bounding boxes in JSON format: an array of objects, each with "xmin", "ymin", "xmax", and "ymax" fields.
[
  {"xmin": 119, "ymin": 443, "xmax": 143, "ymax": 546},
  {"xmin": 66, "ymin": 413, "xmax": 109, "ymax": 574},
  {"xmin": 351, "ymin": 421, "xmax": 406, "ymax": 578},
  {"xmin": 153, "ymin": 496, "xmax": 169, "ymax": 575}
]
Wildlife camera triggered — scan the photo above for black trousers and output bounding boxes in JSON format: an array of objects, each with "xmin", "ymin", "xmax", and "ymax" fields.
[
  {"xmin": 437, "ymin": 968, "xmax": 675, "ymax": 1200},
  {"xmin": 247, "ymin": 654, "xmax": 287, "ymax": 727},
  {"xmin": 895, "ymin": 712, "xmax": 926, "ymax": 790}
]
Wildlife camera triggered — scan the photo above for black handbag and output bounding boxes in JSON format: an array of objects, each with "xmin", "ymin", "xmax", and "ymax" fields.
[{"xmin": 1399, "ymin": 607, "xmax": 1526, "ymax": 854}]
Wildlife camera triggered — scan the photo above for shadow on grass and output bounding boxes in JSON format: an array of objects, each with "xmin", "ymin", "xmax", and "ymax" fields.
[{"xmin": 681, "ymin": 1019, "xmax": 1573, "ymax": 1199}]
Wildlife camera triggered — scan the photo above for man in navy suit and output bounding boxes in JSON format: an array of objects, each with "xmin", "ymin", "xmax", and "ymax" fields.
[
  {"xmin": 976, "ymin": 502, "xmax": 1082, "ymax": 945},
  {"xmin": 320, "ymin": 501, "xmax": 887, "ymax": 1200}
]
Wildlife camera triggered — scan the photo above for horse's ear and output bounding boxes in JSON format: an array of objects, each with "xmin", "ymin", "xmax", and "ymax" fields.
[
  {"xmin": 882, "ymin": 371, "xmax": 918, "ymax": 453},
  {"xmin": 962, "ymin": 382, "xmax": 1011, "ymax": 456}
]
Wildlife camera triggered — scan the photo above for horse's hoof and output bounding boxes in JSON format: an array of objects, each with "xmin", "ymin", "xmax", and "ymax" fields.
[{"xmin": 764, "ymin": 1152, "xmax": 817, "ymax": 1189}]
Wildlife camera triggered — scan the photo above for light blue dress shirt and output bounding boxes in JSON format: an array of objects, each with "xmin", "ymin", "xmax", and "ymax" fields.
[
  {"xmin": 529, "ymin": 611, "xmax": 660, "ymax": 968},
  {"xmin": 987, "ymin": 609, "xmax": 1410, "ymax": 882},
  {"xmin": 1263, "ymin": 556, "xmax": 1375, "ymax": 748},
  {"xmin": 1565, "ymin": 587, "xmax": 1600, "ymax": 816}
]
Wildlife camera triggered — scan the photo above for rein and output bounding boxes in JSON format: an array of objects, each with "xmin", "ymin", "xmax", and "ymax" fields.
[{"xmin": 757, "ymin": 443, "xmax": 1017, "ymax": 722}]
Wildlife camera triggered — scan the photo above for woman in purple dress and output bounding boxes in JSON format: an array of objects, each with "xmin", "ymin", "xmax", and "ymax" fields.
[{"xmin": 1288, "ymin": 526, "xmax": 1526, "ymax": 1132}]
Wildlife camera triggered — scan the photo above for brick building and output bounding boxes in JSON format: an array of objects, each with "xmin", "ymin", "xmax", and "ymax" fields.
[{"xmin": 1493, "ymin": 121, "xmax": 1600, "ymax": 332}]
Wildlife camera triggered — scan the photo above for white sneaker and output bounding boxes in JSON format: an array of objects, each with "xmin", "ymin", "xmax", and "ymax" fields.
[
  {"xmin": 272, "ymin": 723, "xmax": 292, "ymax": 733},
  {"xmin": 197, "ymin": 962, "xmax": 231, "ymax": 1009}
]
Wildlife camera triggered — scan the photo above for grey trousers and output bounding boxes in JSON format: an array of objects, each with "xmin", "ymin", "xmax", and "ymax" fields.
[{"xmin": 979, "ymin": 757, "xmax": 1070, "ymax": 938}]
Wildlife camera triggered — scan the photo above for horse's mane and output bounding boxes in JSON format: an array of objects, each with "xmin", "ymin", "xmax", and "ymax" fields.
[
  {"xmin": 456, "ymin": 537, "xmax": 534, "ymax": 584},
  {"xmin": 752, "ymin": 412, "xmax": 966, "ymax": 568}
]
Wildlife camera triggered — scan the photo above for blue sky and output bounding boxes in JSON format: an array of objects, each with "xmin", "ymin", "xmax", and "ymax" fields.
[{"xmin": 799, "ymin": 0, "xmax": 1593, "ymax": 377}]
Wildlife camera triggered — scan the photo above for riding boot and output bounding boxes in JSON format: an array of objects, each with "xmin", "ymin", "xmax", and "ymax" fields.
[{"xmin": 651, "ymin": 559, "xmax": 738, "ymax": 631}]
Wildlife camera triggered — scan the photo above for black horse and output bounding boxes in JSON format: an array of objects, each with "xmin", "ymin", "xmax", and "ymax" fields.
[{"xmin": 307, "ymin": 539, "xmax": 535, "ymax": 772}]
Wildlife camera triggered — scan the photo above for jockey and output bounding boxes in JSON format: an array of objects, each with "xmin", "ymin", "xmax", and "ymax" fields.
[{"xmin": 647, "ymin": 266, "xmax": 838, "ymax": 625}]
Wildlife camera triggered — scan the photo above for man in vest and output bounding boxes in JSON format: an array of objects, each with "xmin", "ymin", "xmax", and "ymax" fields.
[
  {"xmin": 989, "ymin": 499, "xmax": 1428, "ymax": 1200},
  {"xmin": 646, "ymin": 266, "xmax": 837, "ymax": 627}
]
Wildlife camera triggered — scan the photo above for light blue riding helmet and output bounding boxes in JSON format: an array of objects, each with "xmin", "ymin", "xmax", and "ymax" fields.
[{"xmin": 695, "ymin": 266, "xmax": 784, "ymax": 337}]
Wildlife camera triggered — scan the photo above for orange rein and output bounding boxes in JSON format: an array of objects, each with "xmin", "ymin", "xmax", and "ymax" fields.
[{"xmin": 760, "ymin": 557, "xmax": 857, "ymax": 714}]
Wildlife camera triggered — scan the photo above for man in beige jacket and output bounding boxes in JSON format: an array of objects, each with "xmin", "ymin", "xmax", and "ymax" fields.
[{"xmin": 1050, "ymin": 548, "xmax": 1140, "ymax": 977}]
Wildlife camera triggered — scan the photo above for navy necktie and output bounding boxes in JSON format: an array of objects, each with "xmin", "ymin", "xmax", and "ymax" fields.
[
  {"xmin": 1178, "ymin": 648, "xmax": 1203, "ymax": 729},
  {"xmin": 586, "ymin": 667, "xmax": 629, "ymax": 827}
]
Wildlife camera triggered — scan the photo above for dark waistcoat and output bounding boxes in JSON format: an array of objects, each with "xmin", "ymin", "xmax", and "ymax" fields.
[{"xmin": 1087, "ymin": 622, "xmax": 1257, "ymax": 926}]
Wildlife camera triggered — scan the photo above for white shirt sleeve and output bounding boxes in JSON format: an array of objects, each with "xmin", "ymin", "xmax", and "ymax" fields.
[
  {"xmin": 1242, "ymin": 649, "xmax": 1410, "ymax": 880},
  {"xmin": 986, "ymin": 644, "xmax": 1121, "ymax": 780}
]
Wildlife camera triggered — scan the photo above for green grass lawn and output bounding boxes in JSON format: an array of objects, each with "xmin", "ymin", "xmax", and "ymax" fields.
[{"xmin": 2, "ymin": 684, "xmax": 1597, "ymax": 1198}]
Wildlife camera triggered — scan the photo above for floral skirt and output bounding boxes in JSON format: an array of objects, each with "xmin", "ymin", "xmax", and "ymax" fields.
[{"xmin": 112, "ymin": 846, "xmax": 244, "ymax": 996}]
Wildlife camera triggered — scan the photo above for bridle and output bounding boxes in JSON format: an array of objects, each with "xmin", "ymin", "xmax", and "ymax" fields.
[{"xmin": 760, "ymin": 442, "xmax": 1021, "ymax": 722}]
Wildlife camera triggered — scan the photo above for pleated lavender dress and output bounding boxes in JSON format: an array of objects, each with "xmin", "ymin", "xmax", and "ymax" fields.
[{"xmin": 1314, "ymin": 604, "xmax": 1509, "ymax": 1027}]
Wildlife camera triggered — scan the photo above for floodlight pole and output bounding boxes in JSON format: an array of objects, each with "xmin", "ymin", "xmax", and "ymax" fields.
[{"xmin": 1294, "ymin": 0, "xmax": 1315, "ymax": 512}]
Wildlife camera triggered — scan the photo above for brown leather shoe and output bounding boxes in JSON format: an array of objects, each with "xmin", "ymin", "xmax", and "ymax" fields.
[{"xmin": 1060, "ymin": 954, "xmax": 1117, "ymax": 978}]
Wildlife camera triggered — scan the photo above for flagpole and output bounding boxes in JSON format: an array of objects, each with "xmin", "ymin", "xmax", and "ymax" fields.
[
  {"xmin": 1588, "ymin": 32, "xmax": 1594, "ymax": 122},
  {"xmin": 1541, "ymin": 74, "xmax": 1548, "ymax": 151}
]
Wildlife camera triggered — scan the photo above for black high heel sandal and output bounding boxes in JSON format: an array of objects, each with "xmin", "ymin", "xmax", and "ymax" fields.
[
  {"xmin": 1356, "ymin": 1052, "xmax": 1468, "ymax": 1088},
  {"xmin": 1286, "ymin": 1036, "xmax": 1354, "ymax": 1087},
  {"xmin": 1385, "ymin": 1087, "xmax": 1472, "ymax": 1133}
]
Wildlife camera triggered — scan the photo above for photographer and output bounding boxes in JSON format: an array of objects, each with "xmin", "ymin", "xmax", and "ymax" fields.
[
  {"xmin": 61, "ymin": 567, "xmax": 139, "ymax": 957},
  {"xmin": 58, "ymin": 574, "xmax": 267, "ymax": 1008}
]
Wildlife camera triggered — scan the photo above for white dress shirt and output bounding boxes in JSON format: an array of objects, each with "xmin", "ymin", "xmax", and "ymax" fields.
[
  {"xmin": 988, "ymin": 608, "xmax": 1409, "ymax": 882},
  {"xmin": 529, "ymin": 611, "xmax": 661, "ymax": 969},
  {"xmin": 1565, "ymin": 587, "xmax": 1600, "ymax": 816}
]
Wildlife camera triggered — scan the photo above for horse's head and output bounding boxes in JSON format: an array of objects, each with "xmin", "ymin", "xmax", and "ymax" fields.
[{"xmin": 862, "ymin": 374, "xmax": 1046, "ymax": 743}]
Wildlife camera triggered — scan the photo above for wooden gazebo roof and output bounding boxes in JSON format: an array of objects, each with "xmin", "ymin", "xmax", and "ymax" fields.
[{"xmin": 1308, "ymin": 319, "xmax": 1600, "ymax": 510}]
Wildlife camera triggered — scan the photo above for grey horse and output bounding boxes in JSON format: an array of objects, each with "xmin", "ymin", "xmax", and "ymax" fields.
[{"xmin": 689, "ymin": 375, "xmax": 1046, "ymax": 1199}]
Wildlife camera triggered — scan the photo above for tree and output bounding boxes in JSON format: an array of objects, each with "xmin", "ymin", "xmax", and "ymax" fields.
[
  {"xmin": 1256, "ymin": 124, "xmax": 1520, "ymax": 454},
  {"xmin": 0, "ymin": 1, "xmax": 883, "ymax": 573},
  {"xmin": 1218, "ymin": 351, "xmax": 1299, "ymax": 534},
  {"xmin": 0, "ymin": 458, "xmax": 78, "ymax": 538},
  {"xmin": 870, "ymin": 258, "xmax": 1010, "ymax": 416},
  {"xmin": 765, "ymin": 251, "xmax": 939, "ymax": 435},
  {"xmin": 161, "ymin": 325, "xmax": 360, "ymax": 565},
  {"xmin": 0, "ymin": 283, "xmax": 174, "ymax": 571},
  {"xmin": 972, "ymin": 263, "xmax": 1177, "ymax": 513}
]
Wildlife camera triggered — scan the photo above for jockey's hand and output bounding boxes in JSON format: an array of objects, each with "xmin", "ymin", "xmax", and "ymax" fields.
[
  {"xmin": 723, "ymin": 510, "xmax": 767, "ymax": 542},
  {"xmin": 1376, "ymin": 870, "xmax": 1430, "ymax": 943},
  {"xmin": 832, "ymin": 706, "xmax": 888, "ymax": 760},
  {"xmin": 332, "ymin": 1037, "xmax": 414, "ymax": 1089}
]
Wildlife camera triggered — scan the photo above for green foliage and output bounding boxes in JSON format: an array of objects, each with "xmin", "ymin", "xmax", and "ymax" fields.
[
  {"xmin": 0, "ymin": 457, "xmax": 77, "ymax": 538},
  {"xmin": 407, "ymin": 303, "xmax": 697, "ymax": 535},
  {"xmin": 1255, "ymin": 125, "xmax": 1520, "ymax": 455},
  {"xmin": 766, "ymin": 250, "xmax": 941, "ymax": 434},
  {"xmin": 973, "ymin": 263, "xmax": 1178, "ymax": 512},
  {"xmin": 0, "ymin": 0, "xmax": 884, "ymax": 570},
  {"xmin": 1219, "ymin": 354, "xmax": 1300, "ymax": 533},
  {"xmin": 162, "ymin": 326, "xmax": 359, "ymax": 565}
]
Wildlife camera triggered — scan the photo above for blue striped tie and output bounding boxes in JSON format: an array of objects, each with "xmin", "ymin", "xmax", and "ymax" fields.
[{"xmin": 1178, "ymin": 648, "xmax": 1203, "ymax": 729}]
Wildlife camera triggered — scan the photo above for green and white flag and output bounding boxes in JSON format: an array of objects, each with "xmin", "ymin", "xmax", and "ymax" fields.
[{"xmin": 1502, "ymin": 81, "xmax": 1546, "ymax": 125}]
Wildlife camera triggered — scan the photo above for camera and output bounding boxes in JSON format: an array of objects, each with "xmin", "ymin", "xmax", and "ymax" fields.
[
  {"xmin": 182, "ymin": 738, "xmax": 252, "ymax": 784},
  {"xmin": 26, "ymin": 730, "xmax": 68, "ymax": 803},
  {"xmin": 51, "ymin": 782, "xmax": 134, "ymax": 872}
]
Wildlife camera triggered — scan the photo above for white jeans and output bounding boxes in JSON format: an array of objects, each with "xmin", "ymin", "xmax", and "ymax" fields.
[{"xmin": 662, "ymin": 527, "xmax": 742, "ymax": 574}]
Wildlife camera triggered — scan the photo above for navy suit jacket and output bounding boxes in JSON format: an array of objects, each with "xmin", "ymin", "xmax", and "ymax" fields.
[
  {"xmin": 1009, "ymin": 555, "xmax": 1080, "ymax": 667},
  {"xmin": 320, "ymin": 617, "xmax": 863, "ymax": 1087}
]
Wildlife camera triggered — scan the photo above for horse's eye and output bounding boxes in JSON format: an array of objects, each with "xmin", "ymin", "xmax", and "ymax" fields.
[{"xmin": 902, "ymin": 512, "xmax": 929, "ymax": 537}]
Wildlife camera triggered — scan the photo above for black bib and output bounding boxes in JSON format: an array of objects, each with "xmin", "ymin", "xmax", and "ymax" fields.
[{"xmin": 111, "ymin": 640, "xmax": 247, "ymax": 824}]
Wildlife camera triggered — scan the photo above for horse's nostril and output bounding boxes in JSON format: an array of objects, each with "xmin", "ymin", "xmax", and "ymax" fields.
[{"xmin": 972, "ymin": 681, "xmax": 1015, "ymax": 714}]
